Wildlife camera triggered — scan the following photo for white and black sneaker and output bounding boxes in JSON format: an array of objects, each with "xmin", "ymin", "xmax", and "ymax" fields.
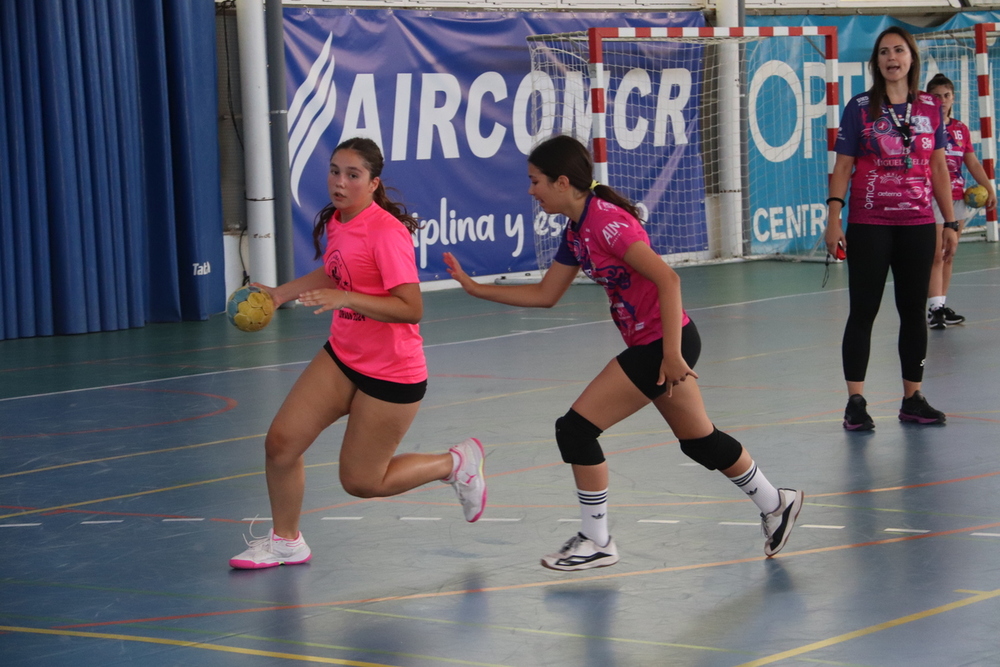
[
  {"xmin": 761, "ymin": 488, "xmax": 804, "ymax": 557},
  {"xmin": 541, "ymin": 533, "xmax": 619, "ymax": 571}
]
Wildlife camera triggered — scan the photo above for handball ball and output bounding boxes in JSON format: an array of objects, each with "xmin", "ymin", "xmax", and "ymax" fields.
[
  {"xmin": 226, "ymin": 285, "xmax": 274, "ymax": 332},
  {"xmin": 964, "ymin": 184, "xmax": 988, "ymax": 208}
]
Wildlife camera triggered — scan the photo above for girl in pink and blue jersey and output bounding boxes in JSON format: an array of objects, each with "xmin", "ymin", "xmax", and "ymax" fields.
[
  {"xmin": 925, "ymin": 73, "xmax": 997, "ymax": 330},
  {"xmin": 825, "ymin": 27, "xmax": 958, "ymax": 431},
  {"xmin": 444, "ymin": 135, "xmax": 803, "ymax": 571},
  {"xmin": 230, "ymin": 138, "xmax": 486, "ymax": 570}
]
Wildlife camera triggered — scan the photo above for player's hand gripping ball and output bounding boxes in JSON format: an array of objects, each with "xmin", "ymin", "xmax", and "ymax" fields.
[
  {"xmin": 227, "ymin": 285, "xmax": 274, "ymax": 332},
  {"xmin": 964, "ymin": 184, "xmax": 988, "ymax": 209}
]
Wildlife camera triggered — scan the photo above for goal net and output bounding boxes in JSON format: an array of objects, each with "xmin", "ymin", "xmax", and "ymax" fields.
[
  {"xmin": 526, "ymin": 26, "xmax": 839, "ymax": 271},
  {"xmin": 917, "ymin": 23, "xmax": 1000, "ymax": 242}
]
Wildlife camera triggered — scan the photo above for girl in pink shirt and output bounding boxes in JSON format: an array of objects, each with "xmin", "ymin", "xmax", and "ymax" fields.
[
  {"xmin": 925, "ymin": 73, "xmax": 997, "ymax": 330},
  {"xmin": 445, "ymin": 135, "xmax": 803, "ymax": 571},
  {"xmin": 230, "ymin": 138, "xmax": 486, "ymax": 569}
]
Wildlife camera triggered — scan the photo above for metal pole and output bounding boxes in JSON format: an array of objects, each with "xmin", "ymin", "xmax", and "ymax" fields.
[
  {"xmin": 235, "ymin": 0, "xmax": 277, "ymax": 286},
  {"xmin": 266, "ymin": 0, "xmax": 296, "ymax": 285}
]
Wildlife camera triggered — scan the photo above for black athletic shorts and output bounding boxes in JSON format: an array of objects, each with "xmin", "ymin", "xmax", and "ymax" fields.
[
  {"xmin": 323, "ymin": 341, "xmax": 427, "ymax": 404},
  {"xmin": 616, "ymin": 320, "xmax": 702, "ymax": 400}
]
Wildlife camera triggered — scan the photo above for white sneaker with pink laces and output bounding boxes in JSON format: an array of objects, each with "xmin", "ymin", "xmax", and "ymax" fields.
[{"xmin": 445, "ymin": 438, "xmax": 487, "ymax": 522}]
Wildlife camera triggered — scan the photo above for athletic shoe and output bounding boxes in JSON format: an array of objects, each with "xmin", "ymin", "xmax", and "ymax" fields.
[
  {"xmin": 843, "ymin": 394, "xmax": 875, "ymax": 431},
  {"xmin": 229, "ymin": 528, "xmax": 312, "ymax": 569},
  {"xmin": 446, "ymin": 437, "xmax": 487, "ymax": 522},
  {"xmin": 541, "ymin": 533, "xmax": 620, "ymax": 571},
  {"xmin": 941, "ymin": 306, "xmax": 966, "ymax": 326},
  {"xmin": 898, "ymin": 391, "xmax": 946, "ymax": 425},
  {"xmin": 761, "ymin": 488, "xmax": 804, "ymax": 557},
  {"xmin": 927, "ymin": 307, "xmax": 948, "ymax": 330}
]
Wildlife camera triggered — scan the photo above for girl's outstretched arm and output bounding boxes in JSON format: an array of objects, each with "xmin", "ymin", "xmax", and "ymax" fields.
[{"xmin": 443, "ymin": 252, "xmax": 578, "ymax": 308}]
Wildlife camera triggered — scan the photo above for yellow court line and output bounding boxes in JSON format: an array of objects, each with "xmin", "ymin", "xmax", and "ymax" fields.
[
  {"xmin": 732, "ymin": 588, "xmax": 1000, "ymax": 667},
  {"xmin": 0, "ymin": 434, "xmax": 265, "ymax": 479},
  {"xmin": 0, "ymin": 625, "xmax": 398, "ymax": 666}
]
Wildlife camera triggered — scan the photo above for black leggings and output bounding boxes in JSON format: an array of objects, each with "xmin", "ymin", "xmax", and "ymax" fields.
[{"xmin": 842, "ymin": 222, "xmax": 936, "ymax": 383}]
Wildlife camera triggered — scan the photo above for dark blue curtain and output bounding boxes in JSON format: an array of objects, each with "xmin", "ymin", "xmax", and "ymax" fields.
[{"xmin": 0, "ymin": 0, "xmax": 225, "ymax": 339}]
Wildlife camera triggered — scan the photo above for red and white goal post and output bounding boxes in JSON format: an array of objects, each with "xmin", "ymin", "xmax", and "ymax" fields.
[
  {"xmin": 917, "ymin": 23, "xmax": 1000, "ymax": 243},
  {"xmin": 526, "ymin": 25, "xmax": 840, "ymax": 271}
]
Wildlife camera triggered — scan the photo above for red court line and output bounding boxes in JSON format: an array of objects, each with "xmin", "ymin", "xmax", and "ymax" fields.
[
  {"xmin": 0, "ymin": 388, "xmax": 237, "ymax": 440},
  {"xmin": 53, "ymin": 520, "xmax": 1000, "ymax": 630}
]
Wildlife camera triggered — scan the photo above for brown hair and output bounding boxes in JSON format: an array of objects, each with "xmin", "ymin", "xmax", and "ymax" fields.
[
  {"xmin": 311, "ymin": 137, "xmax": 420, "ymax": 258},
  {"xmin": 868, "ymin": 26, "xmax": 922, "ymax": 120},
  {"xmin": 527, "ymin": 134, "xmax": 643, "ymax": 222}
]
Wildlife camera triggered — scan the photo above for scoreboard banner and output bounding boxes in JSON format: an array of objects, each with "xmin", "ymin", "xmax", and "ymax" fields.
[{"xmin": 283, "ymin": 9, "xmax": 704, "ymax": 281}]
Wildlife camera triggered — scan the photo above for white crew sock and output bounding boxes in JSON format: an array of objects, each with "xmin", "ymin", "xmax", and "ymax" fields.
[
  {"xmin": 577, "ymin": 488, "xmax": 610, "ymax": 546},
  {"xmin": 929, "ymin": 296, "xmax": 946, "ymax": 311},
  {"xmin": 729, "ymin": 461, "xmax": 781, "ymax": 514}
]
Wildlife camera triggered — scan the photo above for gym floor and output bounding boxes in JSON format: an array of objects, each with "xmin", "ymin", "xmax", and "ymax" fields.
[{"xmin": 2, "ymin": 243, "xmax": 999, "ymax": 667}]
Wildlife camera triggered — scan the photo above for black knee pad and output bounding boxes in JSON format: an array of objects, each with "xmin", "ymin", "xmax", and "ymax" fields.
[
  {"xmin": 555, "ymin": 409, "xmax": 605, "ymax": 465},
  {"xmin": 679, "ymin": 427, "xmax": 742, "ymax": 471}
]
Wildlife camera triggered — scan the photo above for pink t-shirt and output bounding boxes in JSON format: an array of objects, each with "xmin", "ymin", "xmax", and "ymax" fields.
[
  {"xmin": 323, "ymin": 201, "xmax": 426, "ymax": 383},
  {"xmin": 834, "ymin": 91, "xmax": 945, "ymax": 226},
  {"xmin": 943, "ymin": 118, "xmax": 974, "ymax": 200},
  {"xmin": 552, "ymin": 195, "xmax": 690, "ymax": 347}
]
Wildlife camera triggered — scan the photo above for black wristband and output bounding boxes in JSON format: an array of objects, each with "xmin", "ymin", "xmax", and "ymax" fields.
[
  {"xmin": 826, "ymin": 197, "xmax": 846, "ymax": 207},
  {"xmin": 943, "ymin": 221, "xmax": 960, "ymax": 231}
]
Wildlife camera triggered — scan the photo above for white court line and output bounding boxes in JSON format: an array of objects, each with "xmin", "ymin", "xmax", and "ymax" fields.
[
  {"xmin": 399, "ymin": 517, "xmax": 441, "ymax": 521},
  {"xmin": 719, "ymin": 522, "xmax": 758, "ymax": 526},
  {"xmin": 885, "ymin": 528, "xmax": 930, "ymax": 534},
  {"xmin": 478, "ymin": 517, "xmax": 521, "ymax": 522},
  {"xmin": 971, "ymin": 532, "xmax": 1000, "ymax": 537},
  {"xmin": 0, "ymin": 523, "xmax": 42, "ymax": 528},
  {"xmin": 322, "ymin": 516, "xmax": 363, "ymax": 521},
  {"xmin": 802, "ymin": 524, "xmax": 845, "ymax": 530},
  {"xmin": 638, "ymin": 519, "xmax": 680, "ymax": 524},
  {"xmin": 81, "ymin": 520, "xmax": 124, "ymax": 525},
  {"xmin": 557, "ymin": 518, "xmax": 581, "ymax": 522},
  {"xmin": 242, "ymin": 517, "xmax": 272, "ymax": 522},
  {"xmin": 162, "ymin": 518, "xmax": 205, "ymax": 522}
]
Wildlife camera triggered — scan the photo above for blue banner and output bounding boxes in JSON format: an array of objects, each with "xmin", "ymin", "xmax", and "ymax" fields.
[
  {"xmin": 282, "ymin": 9, "xmax": 704, "ymax": 281},
  {"xmin": 746, "ymin": 12, "xmax": 1000, "ymax": 253}
]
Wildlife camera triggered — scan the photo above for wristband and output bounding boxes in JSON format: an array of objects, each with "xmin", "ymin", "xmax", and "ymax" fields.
[
  {"xmin": 943, "ymin": 221, "xmax": 960, "ymax": 231},
  {"xmin": 826, "ymin": 197, "xmax": 846, "ymax": 207}
]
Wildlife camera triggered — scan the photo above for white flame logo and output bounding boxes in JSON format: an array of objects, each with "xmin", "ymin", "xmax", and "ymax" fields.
[{"xmin": 288, "ymin": 32, "xmax": 337, "ymax": 206}]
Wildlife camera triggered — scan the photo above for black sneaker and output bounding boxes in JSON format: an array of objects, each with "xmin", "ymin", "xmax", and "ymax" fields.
[
  {"xmin": 941, "ymin": 306, "xmax": 966, "ymax": 326},
  {"xmin": 843, "ymin": 394, "xmax": 875, "ymax": 431},
  {"xmin": 898, "ymin": 391, "xmax": 946, "ymax": 425},
  {"xmin": 927, "ymin": 307, "xmax": 947, "ymax": 330}
]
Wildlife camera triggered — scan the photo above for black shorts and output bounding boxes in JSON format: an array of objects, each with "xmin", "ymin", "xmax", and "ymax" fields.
[
  {"xmin": 323, "ymin": 341, "xmax": 427, "ymax": 404},
  {"xmin": 616, "ymin": 320, "xmax": 702, "ymax": 400}
]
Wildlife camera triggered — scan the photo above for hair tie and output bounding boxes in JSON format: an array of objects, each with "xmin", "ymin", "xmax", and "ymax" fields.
[{"xmin": 590, "ymin": 180, "xmax": 599, "ymax": 190}]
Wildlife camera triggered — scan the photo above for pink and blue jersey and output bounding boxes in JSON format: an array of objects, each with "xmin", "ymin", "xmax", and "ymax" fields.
[
  {"xmin": 942, "ymin": 117, "xmax": 974, "ymax": 200},
  {"xmin": 835, "ymin": 91, "xmax": 946, "ymax": 225},
  {"xmin": 323, "ymin": 201, "xmax": 427, "ymax": 384},
  {"xmin": 552, "ymin": 195, "xmax": 689, "ymax": 348}
]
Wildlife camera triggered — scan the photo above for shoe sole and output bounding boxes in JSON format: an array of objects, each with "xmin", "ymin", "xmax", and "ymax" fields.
[
  {"xmin": 898, "ymin": 412, "xmax": 946, "ymax": 425},
  {"xmin": 765, "ymin": 490, "xmax": 804, "ymax": 557},
  {"xmin": 540, "ymin": 554, "xmax": 620, "ymax": 571},
  {"xmin": 843, "ymin": 419, "xmax": 874, "ymax": 431},
  {"xmin": 229, "ymin": 554, "xmax": 312, "ymax": 569}
]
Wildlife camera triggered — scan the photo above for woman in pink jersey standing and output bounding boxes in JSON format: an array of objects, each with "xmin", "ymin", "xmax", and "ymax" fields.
[
  {"xmin": 925, "ymin": 73, "xmax": 997, "ymax": 330},
  {"xmin": 825, "ymin": 27, "xmax": 958, "ymax": 431},
  {"xmin": 444, "ymin": 135, "xmax": 803, "ymax": 571},
  {"xmin": 230, "ymin": 137, "xmax": 486, "ymax": 569}
]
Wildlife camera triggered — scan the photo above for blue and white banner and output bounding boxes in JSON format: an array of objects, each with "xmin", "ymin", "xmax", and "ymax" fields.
[
  {"xmin": 283, "ymin": 9, "xmax": 704, "ymax": 281},
  {"xmin": 746, "ymin": 12, "xmax": 1000, "ymax": 253}
]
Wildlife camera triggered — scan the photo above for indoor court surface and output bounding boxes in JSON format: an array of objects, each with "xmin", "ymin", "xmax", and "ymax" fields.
[{"xmin": 2, "ymin": 245, "xmax": 999, "ymax": 667}]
